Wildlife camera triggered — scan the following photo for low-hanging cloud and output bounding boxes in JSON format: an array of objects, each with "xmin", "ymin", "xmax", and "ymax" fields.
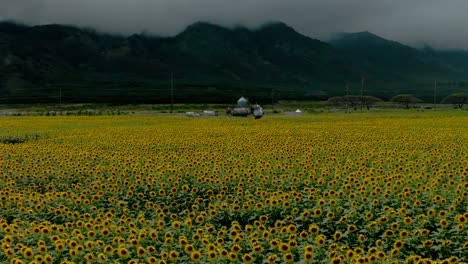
[{"xmin": 1, "ymin": 0, "xmax": 468, "ymax": 49}]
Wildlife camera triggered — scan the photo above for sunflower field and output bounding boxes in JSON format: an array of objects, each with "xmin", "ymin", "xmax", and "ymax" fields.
[{"xmin": 0, "ymin": 113, "xmax": 467, "ymax": 264}]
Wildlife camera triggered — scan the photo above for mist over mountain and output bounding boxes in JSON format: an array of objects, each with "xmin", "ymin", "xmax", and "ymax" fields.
[
  {"xmin": 0, "ymin": 21, "xmax": 467, "ymax": 103},
  {"xmin": 3, "ymin": 0, "xmax": 468, "ymax": 50}
]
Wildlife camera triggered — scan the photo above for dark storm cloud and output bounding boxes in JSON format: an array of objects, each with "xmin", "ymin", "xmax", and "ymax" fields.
[{"xmin": 1, "ymin": 0, "xmax": 468, "ymax": 49}]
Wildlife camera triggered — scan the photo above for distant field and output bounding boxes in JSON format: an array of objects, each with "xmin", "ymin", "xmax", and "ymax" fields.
[
  {"xmin": 0, "ymin": 101, "xmax": 464, "ymax": 117},
  {"xmin": 0, "ymin": 113, "xmax": 467, "ymax": 263}
]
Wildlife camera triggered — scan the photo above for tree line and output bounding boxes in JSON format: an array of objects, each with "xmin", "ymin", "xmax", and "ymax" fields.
[{"xmin": 327, "ymin": 93, "xmax": 468, "ymax": 109}]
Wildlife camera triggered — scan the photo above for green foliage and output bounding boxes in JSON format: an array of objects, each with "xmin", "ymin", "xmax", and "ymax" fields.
[
  {"xmin": 390, "ymin": 94, "xmax": 423, "ymax": 109},
  {"xmin": 0, "ymin": 133, "xmax": 43, "ymax": 144},
  {"xmin": 441, "ymin": 93, "xmax": 468, "ymax": 108},
  {"xmin": 328, "ymin": 95, "xmax": 383, "ymax": 110}
]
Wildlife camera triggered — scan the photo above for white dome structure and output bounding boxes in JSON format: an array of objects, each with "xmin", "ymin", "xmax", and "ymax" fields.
[{"xmin": 237, "ymin": 97, "xmax": 250, "ymax": 108}]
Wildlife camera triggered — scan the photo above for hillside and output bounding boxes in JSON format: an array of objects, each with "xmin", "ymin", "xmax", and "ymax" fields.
[
  {"xmin": 329, "ymin": 31, "xmax": 468, "ymax": 98},
  {"xmin": 0, "ymin": 21, "xmax": 467, "ymax": 103}
]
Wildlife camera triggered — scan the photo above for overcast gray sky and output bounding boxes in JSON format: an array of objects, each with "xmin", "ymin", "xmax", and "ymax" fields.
[{"xmin": 1, "ymin": 0, "xmax": 467, "ymax": 50}]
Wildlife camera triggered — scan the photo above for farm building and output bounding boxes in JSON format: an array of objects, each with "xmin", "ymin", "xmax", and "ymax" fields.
[{"xmin": 229, "ymin": 97, "xmax": 264, "ymax": 118}]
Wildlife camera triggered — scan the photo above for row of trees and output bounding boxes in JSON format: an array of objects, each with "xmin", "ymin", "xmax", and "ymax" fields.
[
  {"xmin": 441, "ymin": 93, "xmax": 468, "ymax": 109},
  {"xmin": 327, "ymin": 93, "xmax": 468, "ymax": 109}
]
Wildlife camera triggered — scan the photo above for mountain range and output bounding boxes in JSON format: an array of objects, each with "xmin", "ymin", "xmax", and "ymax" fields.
[{"xmin": 0, "ymin": 21, "xmax": 467, "ymax": 103}]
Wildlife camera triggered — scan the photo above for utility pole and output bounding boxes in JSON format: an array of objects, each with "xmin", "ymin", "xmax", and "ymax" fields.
[
  {"xmin": 434, "ymin": 80, "xmax": 437, "ymax": 109},
  {"xmin": 345, "ymin": 82, "xmax": 350, "ymax": 113},
  {"xmin": 271, "ymin": 89, "xmax": 274, "ymax": 107},
  {"xmin": 59, "ymin": 86, "xmax": 62, "ymax": 105},
  {"xmin": 170, "ymin": 72, "xmax": 174, "ymax": 114},
  {"xmin": 360, "ymin": 77, "xmax": 365, "ymax": 111}
]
